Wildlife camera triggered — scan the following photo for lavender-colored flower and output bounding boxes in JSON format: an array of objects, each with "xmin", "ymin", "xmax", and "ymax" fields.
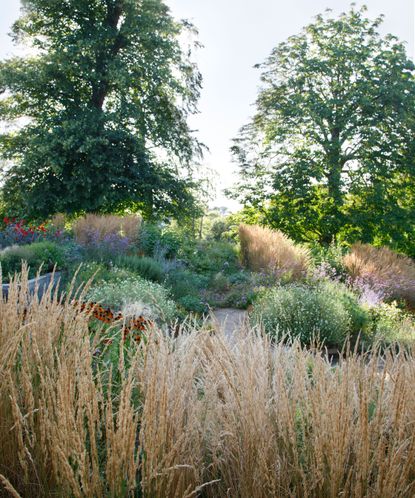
[
  {"xmin": 81, "ymin": 228, "xmax": 131, "ymax": 257},
  {"xmin": 312, "ymin": 262, "xmax": 339, "ymax": 282},
  {"xmin": 351, "ymin": 276, "xmax": 389, "ymax": 307}
]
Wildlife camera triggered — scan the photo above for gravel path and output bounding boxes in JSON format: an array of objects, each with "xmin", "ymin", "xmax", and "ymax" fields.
[{"xmin": 211, "ymin": 308, "xmax": 248, "ymax": 339}]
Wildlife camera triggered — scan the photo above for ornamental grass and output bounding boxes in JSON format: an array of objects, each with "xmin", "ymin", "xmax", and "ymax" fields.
[
  {"xmin": 2, "ymin": 270, "xmax": 415, "ymax": 497},
  {"xmin": 239, "ymin": 224, "xmax": 310, "ymax": 279},
  {"xmin": 73, "ymin": 213, "xmax": 141, "ymax": 246},
  {"xmin": 344, "ymin": 243, "xmax": 415, "ymax": 305}
]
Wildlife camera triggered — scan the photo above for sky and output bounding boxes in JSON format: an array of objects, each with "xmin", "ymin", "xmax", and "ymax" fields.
[{"xmin": 0, "ymin": 0, "xmax": 413, "ymax": 210}]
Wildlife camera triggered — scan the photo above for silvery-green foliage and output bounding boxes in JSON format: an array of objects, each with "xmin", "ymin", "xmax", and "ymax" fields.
[
  {"xmin": 251, "ymin": 284, "xmax": 352, "ymax": 346},
  {"xmin": 86, "ymin": 276, "xmax": 177, "ymax": 325}
]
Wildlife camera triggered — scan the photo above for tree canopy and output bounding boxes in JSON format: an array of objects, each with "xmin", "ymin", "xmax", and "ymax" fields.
[
  {"xmin": 0, "ymin": 0, "xmax": 204, "ymax": 219},
  {"xmin": 229, "ymin": 5, "xmax": 415, "ymax": 253}
]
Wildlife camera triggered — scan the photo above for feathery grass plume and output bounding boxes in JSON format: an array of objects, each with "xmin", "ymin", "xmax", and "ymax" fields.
[
  {"xmin": 239, "ymin": 224, "xmax": 310, "ymax": 279},
  {"xmin": 73, "ymin": 213, "xmax": 142, "ymax": 245},
  {"xmin": 137, "ymin": 331, "xmax": 208, "ymax": 497},
  {"xmin": 0, "ymin": 474, "xmax": 22, "ymax": 498},
  {"xmin": 2, "ymin": 268, "xmax": 415, "ymax": 497},
  {"xmin": 0, "ymin": 267, "xmax": 140, "ymax": 497},
  {"xmin": 344, "ymin": 243, "xmax": 415, "ymax": 305},
  {"xmin": 137, "ymin": 327, "xmax": 415, "ymax": 498}
]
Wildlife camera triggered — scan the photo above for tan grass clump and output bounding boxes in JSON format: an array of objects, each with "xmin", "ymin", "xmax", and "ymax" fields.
[
  {"xmin": 2, "ymin": 269, "xmax": 415, "ymax": 497},
  {"xmin": 73, "ymin": 213, "xmax": 141, "ymax": 245},
  {"xmin": 239, "ymin": 224, "xmax": 310, "ymax": 279},
  {"xmin": 49, "ymin": 213, "xmax": 67, "ymax": 231},
  {"xmin": 344, "ymin": 243, "xmax": 415, "ymax": 304},
  {"xmin": 0, "ymin": 269, "xmax": 140, "ymax": 497}
]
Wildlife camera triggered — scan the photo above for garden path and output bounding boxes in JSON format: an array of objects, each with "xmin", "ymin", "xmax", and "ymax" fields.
[{"xmin": 211, "ymin": 308, "xmax": 248, "ymax": 340}]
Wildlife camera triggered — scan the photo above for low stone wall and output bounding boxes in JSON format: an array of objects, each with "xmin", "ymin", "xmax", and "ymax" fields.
[{"xmin": 2, "ymin": 272, "xmax": 62, "ymax": 300}]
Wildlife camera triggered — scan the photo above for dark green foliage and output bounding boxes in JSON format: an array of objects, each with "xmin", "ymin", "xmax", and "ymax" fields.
[
  {"xmin": 209, "ymin": 272, "xmax": 230, "ymax": 293},
  {"xmin": 0, "ymin": 241, "xmax": 66, "ymax": 281},
  {"xmin": 158, "ymin": 231, "xmax": 184, "ymax": 259},
  {"xmin": 138, "ymin": 223, "xmax": 187, "ymax": 259},
  {"xmin": 186, "ymin": 241, "xmax": 240, "ymax": 275},
  {"xmin": 222, "ymin": 286, "xmax": 257, "ymax": 310},
  {"xmin": 137, "ymin": 223, "xmax": 162, "ymax": 256},
  {"xmin": 0, "ymin": 0, "xmax": 203, "ymax": 219},
  {"xmin": 177, "ymin": 295, "xmax": 208, "ymax": 314},
  {"xmin": 230, "ymin": 6, "xmax": 415, "ymax": 252},
  {"xmin": 166, "ymin": 269, "xmax": 208, "ymax": 301},
  {"xmin": 209, "ymin": 220, "xmax": 231, "ymax": 241},
  {"xmin": 115, "ymin": 255, "xmax": 164, "ymax": 283}
]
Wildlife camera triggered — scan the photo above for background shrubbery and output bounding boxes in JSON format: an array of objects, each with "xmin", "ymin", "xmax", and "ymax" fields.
[
  {"xmin": 1, "ymin": 213, "xmax": 415, "ymax": 348},
  {"xmin": 0, "ymin": 241, "xmax": 66, "ymax": 281}
]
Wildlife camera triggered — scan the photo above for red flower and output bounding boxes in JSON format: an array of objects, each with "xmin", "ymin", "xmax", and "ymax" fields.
[{"xmin": 3, "ymin": 217, "xmax": 9, "ymax": 224}]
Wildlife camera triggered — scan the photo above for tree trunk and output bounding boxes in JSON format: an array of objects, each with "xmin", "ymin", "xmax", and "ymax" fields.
[
  {"xmin": 323, "ymin": 126, "xmax": 344, "ymax": 243},
  {"xmin": 91, "ymin": 1, "xmax": 125, "ymax": 110}
]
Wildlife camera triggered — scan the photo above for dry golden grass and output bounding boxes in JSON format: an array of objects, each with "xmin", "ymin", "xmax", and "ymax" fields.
[
  {"xmin": 2, "ymin": 270, "xmax": 415, "ymax": 497},
  {"xmin": 344, "ymin": 243, "xmax": 415, "ymax": 304},
  {"xmin": 73, "ymin": 213, "xmax": 141, "ymax": 244},
  {"xmin": 239, "ymin": 224, "xmax": 310, "ymax": 279},
  {"xmin": 0, "ymin": 269, "xmax": 140, "ymax": 497}
]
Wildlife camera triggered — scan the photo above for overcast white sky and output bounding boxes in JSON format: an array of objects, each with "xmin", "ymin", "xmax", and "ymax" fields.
[{"xmin": 0, "ymin": 0, "xmax": 413, "ymax": 209}]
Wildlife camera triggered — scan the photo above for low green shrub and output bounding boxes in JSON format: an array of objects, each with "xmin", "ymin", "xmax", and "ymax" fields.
[
  {"xmin": 86, "ymin": 276, "xmax": 177, "ymax": 324},
  {"xmin": 228, "ymin": 270, "xmax": 252, "ymax": 285},
  {"xmin": 317, "ymin": 280, "xmax": 371, "ymax": 336},
  {"xmin": 209, "ymin": 272, "xmax": 230, "ymax": 293},
  {"xmin": 166, "ymin": 269, "xmax": 209, "ymax": 300},
  {"xmin": 186, "ymin": 240, "xmax": 240, "ymax": 275},
  {"xmin": 308, "ymin": 241, "xmax": 348, "ymax": 277},
  {"xmin": 251, "ymin": 282, "xmax": 368, "ymax": 346},
  {"xmin": 369, "ymin": 302, "xmax": 415, "ymax": 346},
  {"xmin": 177, "ymin": 295, "xmax": 208, "ymax": 314},
  {"xmin": 223, "ymin": 286, "xmax": 257, "ymax": 309},
  {"xmin": 115, "ymin": 255, "xmax": 164, "ymax": 283},
  {"xmin": 0, "ymin": 241, "xmax": 66, "ymax": 281}
]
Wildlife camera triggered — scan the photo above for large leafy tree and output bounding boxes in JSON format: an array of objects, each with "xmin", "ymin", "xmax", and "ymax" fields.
[
  {"xmin": 0, "ymin": 0, "xmax": 203, "ymax": 219},
  {"xmin": 230, "ymin": 6, "xmax": 415, "ymax": 252}
]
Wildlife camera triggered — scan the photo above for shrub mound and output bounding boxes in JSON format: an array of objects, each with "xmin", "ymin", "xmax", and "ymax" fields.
[
  {"xmin": 0, "ymin": 241, "xmax": 66, "ymax": 281},
  {"xmin": 251, "ymin": 281, "xmax": 368, "ymax": 346},
  {"xmin": 86, "ymin": 274, "xmax": 177, "ymax": 324},
  {"xmin": 239, "ymin": 224, "xmax": 309, "ymax": 279},
  {"xmin": 115, "ymin": 255, "xmax": 164, "ymax": 283}
]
